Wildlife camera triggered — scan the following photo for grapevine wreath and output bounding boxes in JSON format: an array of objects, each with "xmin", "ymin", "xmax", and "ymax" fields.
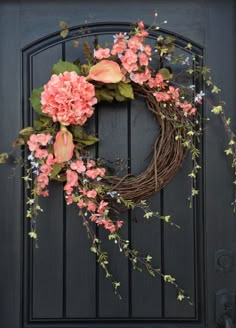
[{"xmin": 1, "ymin": 19, "xmax": 234, "ymax": 303}]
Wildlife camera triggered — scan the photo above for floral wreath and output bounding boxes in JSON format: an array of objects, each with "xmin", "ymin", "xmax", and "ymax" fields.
[{"xmin": 1, "ymin": 19, "xmax": 234, "ymax": 304}]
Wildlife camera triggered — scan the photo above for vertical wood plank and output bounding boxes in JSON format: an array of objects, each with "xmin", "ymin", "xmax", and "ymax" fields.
[
  {"xmin": 98, "ymin": 102, "xmax": 129, "ymax": 318},
  {"xmin": 0, "ymin": 5, "xmax": 21, "ymax": 327},
  {"xmin": 31, "ymin": 45, "xmax": 64, "ymax": 318},
  {"xmin": 163, "ymin": 155, "xmax": 196, "ymax": 318},
  {"xmin": 130, "ymin": 98, "xmax": 163, "ymax": 317},
  {"xmin": 65, "ymin": 37, "xmax": 97, "ymax": 318}
]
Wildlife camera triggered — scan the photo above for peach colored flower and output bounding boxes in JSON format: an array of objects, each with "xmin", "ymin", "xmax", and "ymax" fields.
[
  {"xmin": 70, "ymin": 160, "xmax": 86, "ymax": 173},
  {"xmin": 37, "ymin": 173, "xmax": 49, "ymax": 189},
  {"xmin": 54, "ymin": 127, "xmax": 74, "ymax": 163},
  {"xmin": 131, "ymin": 68, "xmax": 151, "ymax": 85},
  {"xmin": 120, "ymin": 49, "xmax": 138, "ymax": 73},
  {"xmin": 86, "ymin": 160, "xmax": 96, "ymax": 169},
  {"xmin": 168, "ymin": 86, "xmax": 180, "ymax": 100},
  {"xmin": 88, "ymin": 60, "xmax": 123, "ymax": 83},
  {"xmin": 111, "ymin": 38, "xmax": 127, "ymax": 55},
  {"xmin": 144, "ymin": 44, "xmax": 152, "ymax": 56},
  {"xmin": 87, "ymin": 201, "xmax": 97, "ymax": 212},
  {"xmin": 153, "ymin": 91, "xmax": 171, "ymax": 102},
  {"xmin": 77, "ymin": 200, "xmax": 87, "ymax": 208},
  {"xmin": 34, "ymin": 148, "xmax": 48, "ymax": 159},
  {"xmin": 128, "ymin": 36, "xmax": 143, "ymax": 53},
  {"xmin": 86, "ymin": 189, "xmax": 97, "ymax": 199},
  {"xmin": 94, "ymin": 48, "xmax": 110, "ymax": 60},
  {"xmin": 148, "ymin": 73, "xmax": 166, "ymax": 88},
  {"xmin": 97, "ymin": 200, "xmax": 108, "ymax": 215},
  {"xmin": 41, "ymin": 71, "xmax": 97, "ymax": 126},
  {"xmin": 139, "ymin": 53, "xmax": 149, "ymax": 66}
]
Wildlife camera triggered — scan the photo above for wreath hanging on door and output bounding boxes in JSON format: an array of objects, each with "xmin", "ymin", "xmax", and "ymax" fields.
[{"xmin": 0, "ymin": 19, "xmax": 234, "ymax": 303}]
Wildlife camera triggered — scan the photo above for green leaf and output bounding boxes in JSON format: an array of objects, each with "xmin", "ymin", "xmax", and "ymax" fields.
[
  {"xmin": 50, "ymin": 163, "xmax": 63, "ymax": 179},
  {"xmin": 0, "ymin": 152, "xmax": 8, "ymax": 164},
  {"xmin": 52, "ymin": 60, "xmax": 80, "ymax": 75},
  {"xmin": 70, "ymin": 125, "xmax": 99, "ymax": 146},
  {"xmin": 158, "ymin": 67, "xmax": 172, "ymax": 80},
  {"xmin": 211, "ymin": 105, "xmax": 223, "ymax": 115},
  {"xmin": 117, "ymin": 82, "xmax": 134, "ymax": 99},
  {"xmin": 34, "ymin": 116, "xmax": 52, "ymax": 131},
  {"xmin": 19, "ymin": 127, "xmax": 34, "ymax": 137},
  {"xmin": 95, "ymin": 88, "xmax": 115, "ymax": 102},
  {"xmin": 30, "ymin": 87, "xmax": 44, "ymax": 115}
]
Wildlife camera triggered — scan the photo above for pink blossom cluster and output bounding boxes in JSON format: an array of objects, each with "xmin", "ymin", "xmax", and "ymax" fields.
[
  {"xmin": 27, "ymin": 133, "xmax": 60, "ymax": 197},
  {"xmin": 94, "ymin": 21, "xmax": 152, "ymax": 85},
  {"xmin": 27, "ymin": 133, "xmax": 51, "ymax": 159},
  {"xmin": 41, "ymin": 71, "xmax": 97, "ymax": 126},
  {"xmin": 36, "ymin": 154, "xmax": 59, "ymax": 197},
  {"xmin": 153, "ymin": 85, "xmax": 197, "ymax": 116},
  {"xmin": 64, "ymin": 159, "xmax": 123, "ymax": 233}
]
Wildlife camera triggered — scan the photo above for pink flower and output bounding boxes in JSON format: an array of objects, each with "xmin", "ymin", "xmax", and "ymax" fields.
[
  {"xmin": 41, "ymin": 71, "xmax": 97, "ymax": 126},
  {"xmin": 88, "ymin": 60, "xmax": 123, "ymax": 83},
  {"xmin": 87, "ymin": 189, "xmax": 97, "ymax": 199},
  {"xmin": 138, "ymin": 21, "xmax": 145, "ymax": 30},
  {"xmin": 116, "ymin": 220, "xmax": 123, "ymax": 229},
  {"xmin": 144, "ymin": 45, "xmax": 152, "ymax": 56},
  {"xmin": 77, "ymin": 200, "xmax": 87, "ymax": 208},
  {"xmin": 153, "ymin": 91, "xmax": 171, "ymax": 102},
  {"xmin": 131, "ymin": 68, "xmax": 151, "ymax": 85},
  {"xmin": 40, "ymin": 163, "xmax": 53, "ymax": 175},
  {"xmin": 37, "ymin": 173, "xmax": 49, "ymax": 189},
  {"xmin": 66, "ymin": 169, "xmax": 78, "ymax": 186},
  {"xmin": 86, "ymin": 160, "xmax": 96, "ymax": 169},
  {"xmin": 179, "ymin": 101, "xmax": 197, "ymax": 116},
  {"xmin": 168, "ymin": 86, "xmax": 180, "ymax": 100},
  {"xmin": 87, "ymin": 201, "xmax": 97, "ymax": 212},
  {"xmin": 139, "ymin": 53, "xmax": 149, "ymax": 66},
  {"xmin": 121, "ymin": 49, "xmax": 138, "ymax": 73},
  {"xmin": 54, "ymin": 127, "xmax": 74, "ymax": 163},
  {"xmin": 64, "ymin": 169, "xmax": 78, "ymax": 194},
  {"xmin": 34, "ymin": 148, "xmax": 48, "ymax": 159},
  {"xmin": 70, "ymin": 160, "xmax": 86, "ymax": 173},
  {"xmin": 46, "ymin": 153, "xmax": 56, "ymax": 166},
  {"xmin": 148, "ymin": 73, "xmax": 165, "ymax": 88},
  {"xmin": 111, "ymin": 39, "xmax": 127, "ymax": 55},
  {"xmin": 94, "ymin": 48, "xmax": 110, "ymax": 60},
  {"xmin": 35, "ymin": 134, "xmax": 51, "ymax": 145},
  {"xmin": 86, "ymin": 167, "xmax": 105, "ymax": 179},
  {"xmin": 128, "ymin": 36, "xmax": 143, "ymax": 53},
  {"xmin": 98, "ymin": 200, "xmax": 108, "ymax": 215},
  {"xmin": 66, "ymin": 195, "xmax": 74, "ymax": 205}
]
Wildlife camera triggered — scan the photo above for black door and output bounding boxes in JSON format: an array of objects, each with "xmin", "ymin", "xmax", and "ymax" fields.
[{"xmin": 0, "ymin": 1, "xmax": 236, "ymax": 327}]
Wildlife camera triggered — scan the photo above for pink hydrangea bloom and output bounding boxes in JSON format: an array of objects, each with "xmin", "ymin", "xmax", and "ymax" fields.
[
  {"xmin": 94, "ymin": 48, "xmax": 110, "ymax": 60},
  {"xmin": 41, "ymin": 71, "xmax": 97, "ymax": 126}
]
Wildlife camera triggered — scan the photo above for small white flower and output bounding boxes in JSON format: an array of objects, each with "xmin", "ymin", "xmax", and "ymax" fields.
[{"xmin": 189, "ymin": 85, "xmax": 195, "ymax": 90}]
